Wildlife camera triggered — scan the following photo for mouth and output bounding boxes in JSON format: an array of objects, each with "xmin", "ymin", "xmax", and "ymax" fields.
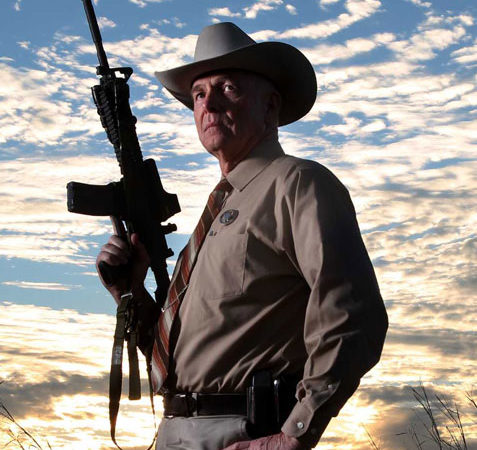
[{"xmin": 204, "ymin": 122, "xmax": 222, "ymax": 132}]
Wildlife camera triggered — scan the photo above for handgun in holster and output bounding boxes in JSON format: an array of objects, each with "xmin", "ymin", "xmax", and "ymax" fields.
[{"xmin": 246, "ymin": 370, "xmax": 299, "ymax": 438}]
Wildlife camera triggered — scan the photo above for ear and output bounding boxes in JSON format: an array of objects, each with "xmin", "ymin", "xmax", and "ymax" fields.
[{"xmin": 265, "ymin": 90, "xmax": 281, "ymax": 127}]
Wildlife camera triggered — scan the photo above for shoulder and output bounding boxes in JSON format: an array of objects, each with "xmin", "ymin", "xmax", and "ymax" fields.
[{"xmin": 271, "ymin": 153, "xmax": 350, "ymax": 199}]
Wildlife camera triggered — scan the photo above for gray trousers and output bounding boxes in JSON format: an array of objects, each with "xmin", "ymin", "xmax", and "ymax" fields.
[{"xmin": 155, "ymin": 415, "xmax": 250, "ymax": 450}]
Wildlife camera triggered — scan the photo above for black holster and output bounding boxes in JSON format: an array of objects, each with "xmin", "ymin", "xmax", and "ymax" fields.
[{"xmin": 246, "ymin": 371, "xmax": 299, "ymax": 438}]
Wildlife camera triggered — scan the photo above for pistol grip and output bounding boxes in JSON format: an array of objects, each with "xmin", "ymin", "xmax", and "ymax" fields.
[{"xmin": 98, "ymin": 260, "xmax": 130, "ymax": 287}]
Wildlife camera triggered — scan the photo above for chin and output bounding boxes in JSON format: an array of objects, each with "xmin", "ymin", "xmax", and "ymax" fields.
[{"xmin": 201, "ymin": 137, "xmax": 229, "ymax": 154}]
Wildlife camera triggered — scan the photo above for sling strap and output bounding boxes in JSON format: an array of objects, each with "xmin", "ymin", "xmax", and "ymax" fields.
[{"xmin": 109, "ymin": 293, "xmax": 155, "ymax": 450}]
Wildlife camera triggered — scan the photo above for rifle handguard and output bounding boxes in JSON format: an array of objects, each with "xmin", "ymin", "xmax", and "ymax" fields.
[{"xmin": 92, "ymin": 85, "xmax": 120, "ymax": 150}]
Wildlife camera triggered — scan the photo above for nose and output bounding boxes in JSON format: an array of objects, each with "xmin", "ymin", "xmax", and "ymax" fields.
[{"xmin": 203, "ymin": 89, "xmax": 220, "ymax": 112}]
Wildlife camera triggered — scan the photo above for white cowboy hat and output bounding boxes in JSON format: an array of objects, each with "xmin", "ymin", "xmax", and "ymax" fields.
[{"xmin": 155, "ymin": 22, "xmax": 317, "ymax": 126}]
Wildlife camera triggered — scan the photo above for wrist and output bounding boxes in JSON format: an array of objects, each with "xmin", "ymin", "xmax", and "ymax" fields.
[
  {"xmin": 282, "ymin": 432, "xmax": 307, "ymax": 449},
  {"xmin": 111, "ymin": 284, "xmax": 146, "ymax": 305},
  {"xmin": 130, "ymin": 283, "xmax": 146, "ymax": 300}
]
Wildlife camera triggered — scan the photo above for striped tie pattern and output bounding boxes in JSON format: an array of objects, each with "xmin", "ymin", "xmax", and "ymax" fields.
[{"xmin": 151, "ymin": 178, "xmax": 232, "ymax": 393}]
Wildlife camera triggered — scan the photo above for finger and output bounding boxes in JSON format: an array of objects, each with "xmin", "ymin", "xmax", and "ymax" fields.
[
  {"xmin": 97, "ymin": 252, "xmax": 125, "ymax": 268},
  {"xmin": 130, "ymin": 233, "xmax": 143, "ymax": 249},
  {"xmin": 108, "ymin": 234, "xmax": 130, "ymax": 252},
  {"xmin": 103, "ymin": 242, "xmax": 130, "ymax": 259},
  {"xmin": 97, "ymin": 245, "xmax": 129, "ymax": 266},
  {"xmin": 222, "ymin": 442, "xmax": 250, "ymax": 450},
  {"xmin": 130, "ymin": 233, "xmax": 151, "ymax": 264},
  {"xmin": 250, "ymin": 438, "xmax": 266, "ymax": 450},
  {"xmin": 249, "ymin": 435, "xmax": 275, "ymax": 450}
]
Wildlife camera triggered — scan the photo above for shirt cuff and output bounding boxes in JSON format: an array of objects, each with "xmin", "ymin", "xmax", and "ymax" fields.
[{"xmin": 281, "ymin": 381, "xmax": 339, "ymax": 447}]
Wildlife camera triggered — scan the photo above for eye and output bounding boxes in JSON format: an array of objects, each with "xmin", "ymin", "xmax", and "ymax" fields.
[
  {"xmin": 224, "ymin": 84, "xmax": 236, "ymax": 93},
  {"xmin": 194, "ymin": 91, "xmax": 205, "ymax": 101}
]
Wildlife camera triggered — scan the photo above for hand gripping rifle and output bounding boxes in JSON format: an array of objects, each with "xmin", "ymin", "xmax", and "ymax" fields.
[{"xmin": 67, "ymin": 1, "xmax": 180, "ymax": 447}]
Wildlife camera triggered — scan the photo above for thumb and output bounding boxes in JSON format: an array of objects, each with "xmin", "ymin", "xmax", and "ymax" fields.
[{"xmin": 130, "ymin": 233, "xmax": 150, "ymax": 261}]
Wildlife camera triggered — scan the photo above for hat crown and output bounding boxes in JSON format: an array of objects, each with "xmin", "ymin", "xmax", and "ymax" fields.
[{"xmin": 194, "ymin": 22, "xmax": 256, "ymax": 62}]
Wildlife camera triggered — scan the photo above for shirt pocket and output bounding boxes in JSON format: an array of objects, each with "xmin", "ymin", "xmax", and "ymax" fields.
[{"xmin": 191, "ymin": 233, "xmax": 247, "ymax": 301}]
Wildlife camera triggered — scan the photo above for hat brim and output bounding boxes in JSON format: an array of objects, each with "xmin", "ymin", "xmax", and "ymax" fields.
[{"xmin": 155, "ymin": 42, "xmax": 317, "ymax": 126}]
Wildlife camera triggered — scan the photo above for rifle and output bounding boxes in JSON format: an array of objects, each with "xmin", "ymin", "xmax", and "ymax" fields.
[{"xmin": 66, "ymin": 0, "xmax": 180, "ymax": 447}]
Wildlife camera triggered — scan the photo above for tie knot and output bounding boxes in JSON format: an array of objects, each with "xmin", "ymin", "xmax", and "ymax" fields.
[
  {"xmin": 209, "ymin": 178, "xmax": 232, "ymax": 210},
  {"xmin": 215, "ymin": 178, "xmax": 233, "ymax": 193}
]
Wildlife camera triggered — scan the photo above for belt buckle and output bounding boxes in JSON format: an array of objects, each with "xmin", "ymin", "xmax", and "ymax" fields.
[{"xmin": 181, "ymin": 392, "xmax": 198, "ymax": 417}]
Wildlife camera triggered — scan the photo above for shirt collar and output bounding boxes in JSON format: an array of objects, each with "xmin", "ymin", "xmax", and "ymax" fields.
[{"xmin": 226, "ymin": 139, "xmax": 285, "ymax": 192}]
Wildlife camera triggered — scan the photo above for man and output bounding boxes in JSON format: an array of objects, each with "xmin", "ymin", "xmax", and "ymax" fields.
[{"xmin": 97, "ymin": 22, "xmax": 388, "ymax": 450}]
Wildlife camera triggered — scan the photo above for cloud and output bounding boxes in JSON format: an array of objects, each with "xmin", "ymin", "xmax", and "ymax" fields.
[
  {"xmin": 80, "ymin": 27, "xmax": 197, "ymax": 76},
  {"xmin": 303, "ymin": 32, "xmax": 395, "ymax": 65},
  {"xmin": 452, "ymin": 38, "xmax": 477, "ymax": 65},
  {"xmin": 17, "ymin": 40, "xmax": 30, "ymax": 49},
  {"xmin": 1, "ymin": 371, "xmax": 108, "ymax": 419},
  {"xmin": 280, "ymin": 0, "xmax": 381, "ymax": 39},
  {"xmin": 389, "ymin": 25, "xmax": 467, "ymax": 61},
  {"xmin": 97, "ymin": 16, "xmax": 117, "ymax": 29},
  {"xmin": 243, "ymin": 0, "xmax": 283, "ymax": 19},
  {"xmin": 0, "ymin": 27, "xmax": 222, "ymax": 266},
  {"xmin": 0, "ymin": 155, "xmax": 116, "ymax": 264},
  {"xmin": 2, "ymin": 301, "xmax": 474, "ymax": 449},
  {"xmin": 0, "ymin": 302, "xmax": 160, "ymax": 448},
  {"xmin": 1, "ymin": 7, "xmax": 475, "ymax": 312},
  {"xmin": 285, "ymin": 4, "xmax": 297, "ymax": 15},
  {"xmin": 386, "ymin": 327, "xmax": 475, "ymax": 359},
  {"xmin": 129, "ymin": 0, "xmax": 168, "ymax": 7},
  {"xmin": 1, "ymin": 281, "xmax": 81, "ymax": 291},
  {"xmin": 141, "ymin": 17, "xmax": 186, "ymax": 29},
  {"xmin": 208, "ymin": 7, "xmax": 241, "ymax": 18},
  {"xmin": 209, "ymin": 0, "xmax": 289, "ymax": 20},
  {"xmin": 0, "ymin": 152, "xmax": 219, "ymax": 265},
  {"xmin": 0, "ymin": 62, "xmax": 96, "ymax": 147},
  {"xmin": 406, "ymin": 0, "xmax": 431, "ymax": 7},
  {"xmin": 309, "ymin": 50, "xmax": 477, "ymax": 144},
  {"xmin": 383, "ymin": 12, "xmax": 474, "ymax": 63},
  {"xmin": 3, "ymin": 27, "xmax": 205, "ymax": 153}
]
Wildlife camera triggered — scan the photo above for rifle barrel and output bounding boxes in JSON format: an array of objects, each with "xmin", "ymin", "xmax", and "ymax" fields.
[{"xmin": 82, "ymin": 0, "xmax": 110, "ymax": 70}]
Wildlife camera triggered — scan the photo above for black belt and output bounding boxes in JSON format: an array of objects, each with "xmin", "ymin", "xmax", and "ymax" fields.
[{"xmin": 163, "ymin": 392, "xmax": 247, "ymax": 417}]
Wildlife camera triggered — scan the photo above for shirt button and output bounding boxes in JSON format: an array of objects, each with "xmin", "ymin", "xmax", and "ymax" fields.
[{"xmin": 297, "ymin": 421, "xmax": 304, "ymax": 430}]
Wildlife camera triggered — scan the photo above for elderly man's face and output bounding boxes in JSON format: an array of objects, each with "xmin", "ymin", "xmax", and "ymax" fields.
[{"xmin": 191, "ymin": 71, "xmax": 273, "ymax": 163}]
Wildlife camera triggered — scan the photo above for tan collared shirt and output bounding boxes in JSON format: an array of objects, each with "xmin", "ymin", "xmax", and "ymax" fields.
[{"xmin": 165, "ymin": 139, "xmax": 387, "ymax": 445}]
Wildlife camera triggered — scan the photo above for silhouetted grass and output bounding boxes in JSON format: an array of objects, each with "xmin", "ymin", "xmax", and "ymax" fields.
[
  {"xmin": 0, "ymin": 381, "xmax": 52, "ymax": 449},
  {"xmin": 366, "ymin": 384, "xmax": 476, "ymax": 449},
  {"xmin": 409, "ymin": 384, "xmax": 472, "ymax": 450}
]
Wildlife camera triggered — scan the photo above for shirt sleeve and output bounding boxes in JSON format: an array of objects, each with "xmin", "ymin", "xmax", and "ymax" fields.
[{"xmin": 280, "ymin": 165, "xmax": 388, "ymax": 447}]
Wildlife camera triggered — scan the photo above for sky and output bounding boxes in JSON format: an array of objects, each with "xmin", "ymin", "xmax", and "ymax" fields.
[{"xmin": 0, "ymin": 0, "xmax": 476, "ymax": 448}]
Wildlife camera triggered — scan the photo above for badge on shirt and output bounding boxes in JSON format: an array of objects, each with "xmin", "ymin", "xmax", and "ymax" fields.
[{"xmin": 219, "ymin": 209, "xmax": 239, "ymax": 225}]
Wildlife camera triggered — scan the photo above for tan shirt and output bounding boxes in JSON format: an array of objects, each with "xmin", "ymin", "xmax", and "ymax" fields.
[{"xmin": 165, "ymin": 139, "xmax": 387, "ymax": 445}]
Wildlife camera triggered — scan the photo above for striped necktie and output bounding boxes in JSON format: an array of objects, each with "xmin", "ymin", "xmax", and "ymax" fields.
[{"xmin": 151, "ymin": 178, "xmax": 232, "ymax": 393}]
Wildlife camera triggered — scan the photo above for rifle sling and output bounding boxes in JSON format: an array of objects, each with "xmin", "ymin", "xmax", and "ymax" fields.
[{"xmin": 109, "ymin": 293, "xmax": 155, "ymax": 450}]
